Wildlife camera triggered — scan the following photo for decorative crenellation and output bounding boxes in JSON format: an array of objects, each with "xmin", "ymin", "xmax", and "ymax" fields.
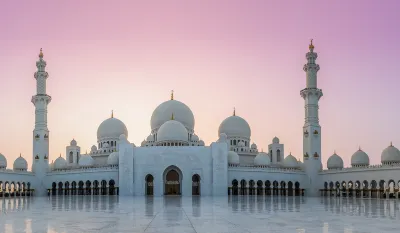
[
  {"xmin": 304, "ymin": 152, "xmax": 309, "ymax": 159},
  {"xmin": 313, "ymin": 152, "xmax": 319, "ymax": 159},
  {"xmin": 304, "ymin": 130, "xmax": 309, "ymax": 137},
  {"xmin": 35, "ymin": 155, "xmax": 39, "ymax": 160},
  {"xmin": 300, "ymin": 88, "xmax": 323, "ymax": 100}
]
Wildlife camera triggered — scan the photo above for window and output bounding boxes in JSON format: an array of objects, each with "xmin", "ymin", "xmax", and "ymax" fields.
[
  {"xmin": 270, "ymin": 150, "xmax": 273, "ymax": 162},
  {"xmin": 69, "ymin": 151, "xmax": 73, "ymax": 163},
  {"xmin": 277, "ymin": 149, "xmax": 281, "ymax": 162}
]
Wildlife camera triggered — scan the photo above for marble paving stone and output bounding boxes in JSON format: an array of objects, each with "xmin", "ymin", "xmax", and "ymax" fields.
[{"xmin": 1, "ymin": 196, "xmax": 400, "ymax": 233}]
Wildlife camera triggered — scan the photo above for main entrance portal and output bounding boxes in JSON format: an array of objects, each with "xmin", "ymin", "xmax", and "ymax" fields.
[{"xmin": 164, "ymin": 169, "xmax": 181, "ymax": 195}]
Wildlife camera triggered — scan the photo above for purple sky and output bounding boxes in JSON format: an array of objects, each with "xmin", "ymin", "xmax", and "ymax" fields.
[{"xmin": 1, "ymin": 0, "xmax": 400, "ymax": 168}]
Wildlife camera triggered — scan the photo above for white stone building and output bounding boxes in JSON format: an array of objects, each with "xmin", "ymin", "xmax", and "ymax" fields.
[{"xmin": 1, "ymin": 42, "xmax": 400, "ymax": 198}]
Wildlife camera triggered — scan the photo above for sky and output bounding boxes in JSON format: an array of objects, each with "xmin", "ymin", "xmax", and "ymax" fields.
[{"xmin": 1, "ymin": 0, "xmax": 400, "ymax": 169}]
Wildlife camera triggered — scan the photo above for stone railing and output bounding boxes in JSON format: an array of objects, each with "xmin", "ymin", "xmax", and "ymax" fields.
[
  {"xmin": 228, "ymin": 164, "xmax": 304, "ymax": 173},
  {"xmin": 321, "ymin": 163, "xmax": 400, "ymax": 173},
  {"xmin": 0, "ymin": 169, "xmax": 35, "ymax": 175},
  {"xmin": 50, "ymin": 165, "xmax": 118, "ymax": 174}
]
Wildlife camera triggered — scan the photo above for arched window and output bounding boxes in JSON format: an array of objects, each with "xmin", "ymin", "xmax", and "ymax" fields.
[
  {"xmin": 69, "ymin": 151, "xmax": 73, "ymax": 163},
  {"xmin": 277, "ymin": 149, "xmax": 281, "ymax": 162},
  {"xmin": 245, "ymin": 141, "xmax": 247, "ymax": 147},
  {"xmin": 270, "ymin": 150, "xmax": 273, "ymax": 162},
  {"xmin": 233, "ymin": 140, "xmax": 236, "ymax": 145},
  {"xmin": 111, "ymin": 141, "xmax": 113, "ymax": 147}
]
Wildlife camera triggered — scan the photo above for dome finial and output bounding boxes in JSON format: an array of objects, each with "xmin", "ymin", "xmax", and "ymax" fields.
[
  {"xmin": 171, "ymin": 112, "xmax": 174, "ymax": 120},
  {"xmin": 334, "ymin": 149, "xmax": 336, "ymax": 154},
  {"xmin": 111, "ymin": 110, "xmax": 114, "ymax": 118},
  {"xmin": 19, "ymin": 153, "xmax": 22, "ymax": 157},
  {"xmin": 171, "ymin": 90, "xmax": 174, "ymax": 100},
  {"xmin": 85, "ymin": 150, "xmax": 88, "ymax": 154},
  {"xmin": 261, "ymin": 148, "xmax": 263, "ymax": 152},
  {"xmin": 59, "ymin": 153, "xmax": 61, "ymax": 158},
  {"xmin": 233, "ymin": 107, "xmax": 236, "ymax": 116},
  {"xmin": 309, "ymin": 39, "xmax": 314, "ymax": 50},
  {"xmin": 390, "ymin": 141, "xmax": 393, "ymax": 147},
  {"xmin": 358, "ymin": 146, "xmax": 362, "ymax": 151},
  {"xmin": 39, "ymin": 48, "xmax": 43, "ymax": 58}
]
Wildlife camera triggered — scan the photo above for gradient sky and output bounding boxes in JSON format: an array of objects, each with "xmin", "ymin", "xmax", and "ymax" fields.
[{"xmin": 1, "ymin": 0, "xmax": 400, "ymax": 169}]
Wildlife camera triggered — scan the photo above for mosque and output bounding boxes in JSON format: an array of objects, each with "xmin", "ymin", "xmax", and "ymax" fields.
[{"xmin": 1, "ymin": 41, "xmax": 400, "ymax": 198}]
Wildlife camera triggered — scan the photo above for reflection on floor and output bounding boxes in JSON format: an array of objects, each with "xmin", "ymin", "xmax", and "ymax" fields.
[{"xmin": 1, "ymin": 195, "xmax": 400, "ymax": 233}]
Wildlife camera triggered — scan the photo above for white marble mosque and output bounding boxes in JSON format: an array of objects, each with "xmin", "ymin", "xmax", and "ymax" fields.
[{"xmin": 1, "ymin": 41, "xmax": 400, "ymax": 200}]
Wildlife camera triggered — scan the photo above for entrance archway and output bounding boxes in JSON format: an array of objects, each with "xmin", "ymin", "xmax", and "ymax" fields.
[
  {"xmin": 163, "ymin": 166, "xmax": 182, "ymax": 195},
  {"xmin": 192, "ymin": 174, "xmax": 200, "ymax": 195},
  {"xmin": 146, "ymin": 174, "xmax": 154, "ymax": 196}
]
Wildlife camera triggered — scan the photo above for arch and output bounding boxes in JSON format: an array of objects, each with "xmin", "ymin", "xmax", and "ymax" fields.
[
  {"xmin": 295, "ymin": 181, "xmax": 301, "ymax": 196},
  {"xmin": 86, "ymin": 180, "xmax": 92, "ymax": 195},
  {"xmin": 109, "ymin": 180, "xmax": 115, "ymax": 195},
  {"xmin": 273, "ymin": 180, "xmax": 279, "ymax": 196},
  {"xmin": 280, "ymin": 181, "xmax": 286, "ymax": 196},
  {"xmin": 240, "ymin": 179, "xmax": 247, "ymax": 195},
  {"xmin": 192, "ymin": 174, "xmax": 200, "ymax": 195},
  {"xmin": 277, "ymin": 149, "xmax": 281, "ymax": 162},
  {"xmin": 58, "ymin": 182, "xmax": 63, "ymax": 195},
  {"xmin": 145, "ymin": 174, "xmax": 154, "ymax": 196},
  {"xmin": 65, "ymin": 181, "xmax": 70, "ymax": 195},
  {"xmin": 371, "ymin": 180, "xmax": 377, "ymax": 198},
  {"xmin": 388, "ymin": 179, "xmax": 395, "ymax": 198},
  {"xmin": 249, "ymin": 180, "xmax": 255, "ymax": 195},
  {"xmin": 163, "ymin": 166, "xmax": 182, "ymax": 195},
  {"xmin": 71, "ymin": 181, "xmax": 77, "ymax": 195},
  {"xmin": 69, "ymin": 151, "xmax": 73, "ymax": 163},
  {"xmin": 232, "ymin": 179, "xmax": 239, "ymax": 195},
  {"xmin": 101, "ymin": 180, "xmax": 107, "ymax": 195},
  {"xmin": 93, "ymin": 180, "xmax": 99, "ymax": 195},
  {"xmin": 256, "ymin": 180, "xmax": 263, "ymax": 195},
  {"xmin": 288, "ymin": 181, "xmax": 294, "ymax": 196},
  {"xmin": 78, "ymin": 181, "xmax": 84, "ymax": 195},
  {"xmin": 265, "ymin": 180, "xmax": 271, "ymax": 195},
  {"xmin": 51, "ymin": 182, "xmax": 57, "ymax": 196}
]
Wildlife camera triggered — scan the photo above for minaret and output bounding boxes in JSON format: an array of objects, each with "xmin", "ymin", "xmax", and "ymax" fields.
[
  {"xmin": 31, "ymin": 49, "xmax": 52, "ymax": 195},
  {"xmin": 300, "ymin": 40, "xmax": 323, "ymax": 196}
]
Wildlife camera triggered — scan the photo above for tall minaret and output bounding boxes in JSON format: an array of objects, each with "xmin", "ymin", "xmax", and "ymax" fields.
[
  {"xmin": 31, "ymin": 49, "xmax": 52, "ymax": 195},
  {"xmin": 300, "ymin": 40, "xmax": 323, "ymax": 196}
]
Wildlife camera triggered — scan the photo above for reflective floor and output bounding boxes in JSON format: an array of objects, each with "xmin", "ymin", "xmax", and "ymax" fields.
[{"xmin": 1, "ymin": 196, "xmax": 400, "ymax": 233}]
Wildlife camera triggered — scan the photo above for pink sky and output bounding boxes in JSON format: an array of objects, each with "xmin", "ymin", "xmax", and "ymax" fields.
[{"xmin": 1, "ymin": 0, "xmax": 400, "ymax": 169}]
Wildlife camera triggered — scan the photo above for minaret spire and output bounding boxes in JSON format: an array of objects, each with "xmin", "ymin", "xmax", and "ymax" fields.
[
  {"xmin": 301, "ymin": 40, "xmax": 323, "ymax": 197},
  {"xmin": 31, "ymin": 48, "xmax": 52, "ymax": 195}
]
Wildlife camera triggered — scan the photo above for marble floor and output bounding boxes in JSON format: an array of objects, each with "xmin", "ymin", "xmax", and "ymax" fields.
[{"xmin": 1, "ymin": 196, "xmax": 400, "ymax": 233}]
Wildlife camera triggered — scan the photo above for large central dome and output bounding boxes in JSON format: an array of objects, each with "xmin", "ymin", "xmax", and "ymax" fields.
[{"xmin": 151, "ymin": 97, "xmax": 195, "ymax": 131}]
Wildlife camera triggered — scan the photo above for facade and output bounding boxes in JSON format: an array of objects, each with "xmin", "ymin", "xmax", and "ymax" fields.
[{"xmin": 1, "ymin": 42, "xmax": 400, "ymax": 198}]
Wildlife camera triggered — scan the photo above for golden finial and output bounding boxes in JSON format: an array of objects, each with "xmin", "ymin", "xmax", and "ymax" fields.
[
  {"xmin": 39, "ymin": 48, "xmax": 43, "ymax": 58},
  {"xmin": 309, "ymin": 39, "xmax": 314, "ymax": 50},
  {"xmin": 59, "ymin": 153, "xmax": 61, "ymax": 158},
  {"xmin": 261, "ymin": 148, "xmax": 263, "ymax": 152},
  {"xmin": 85, "ymin": 150, "xmax": 88, "ymax": 154},
  {"xmin": 19, "ymin": 153, "xmax": 22, "ymax": 157},
  {"xmin": 334, "ymin": 149, "xmax": 336, "ymax": 154},
  {"xmin": 390, "ymin": 141, "xmax": 393, "ymax": 147},
  {"xmin": 111, "ymin": 110, "xmax": 114, "ymax": 118},
  {"xmin": 171, "ymin": 90, "xmax": 174, "ymax": 100},
  {"xmin": 233, "ymin": 107, "xmax": 236, "ymax": 116},
  {"xmin": 358, "ymin": 146, "xmax": 361, "ymax": 151},
  {"xmin": 171, "ymin": 112, "xmax": 174, "ymax": 120}
]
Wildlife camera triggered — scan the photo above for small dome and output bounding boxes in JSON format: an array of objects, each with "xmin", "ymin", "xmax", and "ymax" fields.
[
  {"xmin": 102, "ymin": 142, "xmax": 109, "ymax": 148},
  {"xmin": 228, "ymin": 151, "xmax": 240, "ymax": 165},
  {"xmin": 0, "ymin": 153, "xmax": 7, "ymax": 168},
  {"xmin": 381, "ymin": 143, "xmax": 400, "ymax": 164},
  {"xmin": 157, "ymin": 120, "xmax": 188, "ymax": 142},
  {"xmin": 284, "ymin": 153, "xmax": 299, "ymax": 168},
  {"xmin": 254, "ymin": 152, "xmax": 270, "ymax": 166},
  {"xmin": 351, "ymin": 149, "xmax": 370, "ymax": 166},
  {"xmin": 107, "ymin": 152, "xmax": 119, "ymax": 165},
  {"xmin": 151, "ymin": 99, "xmax": 195, "ymax": 131},
  {"xmin": 218, "ymin": 133, "xmax": 228, "ymax": 143},
  {"xmin": 327, "ymin": 153, "xmax": 343, "ymax": 169},
  {"xmin": 78, "ymin": 155, "xmax": 94, "ymax": 167},
  {"xmin": 251, "ymin": 143, "xmax": 257, "ymax": 150},
  {"xmin": 97, "ymin": 117, "xmax": 128, "ymax": 140},
  {"xmin": 191, "ymin": 134, "xmax": 199, "ymax": 142},
  {"xmin": 272, "ymin": 137, "xmax": 280, "ymax": 144},
  {"xmin": 218, "ymin": 115, "xmax": 251, "ymax": 139},
  {"xmin": 91, "ymin": 145, "xmax": 97, "ymax": 152},
  {"xmin": 199, "ymin": 140, "xmax": 205, "ymax": 146},
  {"xmin": 146, "ymin": 134, "xmax": 154, "ymax": 142},
  {"xmin": 119, "ymin": 134, "xmax": 127, "ymax": 141},
  {"xmin": 13, "ymin": 155, "xmax": 28, "ymax": 171},
  {"xmin": 238, "ymin": 141, "xmax": 245, "ymax": 147},
  {"xmin": 54, "ymin": 156, "xmax": 67, "ymax": 169},
  {"xmin": 141, "ymin": 139, "xmax": 147, "ymax": 147},
  {"xmin": 70, "ymin": 139, "xmax": 77, "ymax": 146}
]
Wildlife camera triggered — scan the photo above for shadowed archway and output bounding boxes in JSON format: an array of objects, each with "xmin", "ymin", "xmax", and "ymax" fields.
[{"xmin": 163, "ymin": 166, "xmax": 182, "ymax": 195}]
